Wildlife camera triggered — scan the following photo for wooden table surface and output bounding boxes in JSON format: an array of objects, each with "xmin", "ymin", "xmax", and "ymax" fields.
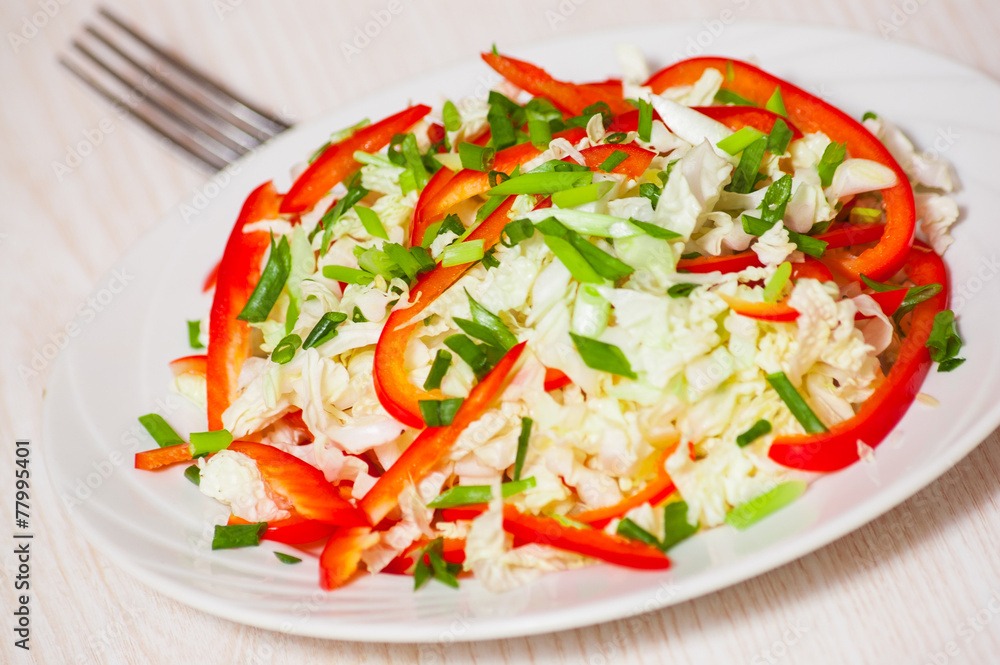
[{"xmin": 4, "ymin": 1, "xmax": 1000, "ymax": 663}]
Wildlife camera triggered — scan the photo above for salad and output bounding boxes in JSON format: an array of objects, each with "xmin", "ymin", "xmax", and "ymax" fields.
[{"xmin": 135, "ymin": 48, "xmax": 964, "ymax": 593}]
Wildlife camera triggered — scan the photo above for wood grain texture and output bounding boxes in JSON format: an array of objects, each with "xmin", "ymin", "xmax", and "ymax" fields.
[{"xmin": 3, "ymin": 1, "xmax": 999, "ymax": 663}]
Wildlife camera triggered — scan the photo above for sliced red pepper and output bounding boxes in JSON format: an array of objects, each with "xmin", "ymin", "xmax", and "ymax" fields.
[
  {"xmin": 768, "ymin": 244, "xmax": 947, "ymax": 471},
  {"xmin": 420, "ymin": 127, "xmax": 586, "ymax": 221},
  {"xmin": 281, "ymin": 104, "xmax": 431, "ymax": 214},
  {"xmin": 229, "ymin": 441, "xmax": 367, "ymax": 526},
  {"xmin": 206, "ymin": 181, "xmax": 283, "ymax": 431},
  {"xmin": 571, "ymin": 446, "xmax": 678, "ymax": 529},
  {"xmin": 427, "ymin": 122, "xmax": 446, "ymax": 148},
  {"xmin": 373, "ymin": 197, "xmax": 517, "ymax": 427},
  {"xmin": 717, "ymin": 293, "xmax": 800, "ymax": 322},
  {"xmin": 677, "ymin": 223, "xmax": 885, "ymax": 274},
  {"xmin": 576, "ymin": 143, "xmax": 654, "ymax": 179},
  {"xmin": 646, "ymin": 58, "xmax": 914, "ymax": 281},
  {"xmin": 501, "ymin": 505, "xmax": 670, "ymax": 570},
  {"xmin": 481, "ymin": 52, "xmax": 632, "ymax": 116},
  {"xmin": 866, "ymin": 288, "xmax": 907, "ymax": 317},
  {"xmin": 543, "ymin": 368, "xmax": 572, "ymax": 391},
  {"xmin": 228, "ymin": 513, "xmax": 337, "ymax": 545},
  {"xmin": 135, "ymin": 442, "xmax": 192, "ymax": 471},
  {"xmin": 790, "ymin": 258, "xmax": 834, "ymax": 283},
  {"xmin": 439, "ymin": 506, "xmax": 487, "ymax": 522},
  {"xmin": 408, "ymin": 165, "xmax": 455, "ymax": 248},
  {"xmin": 362, "ymin": 342, "xmax": 526, "ymax": 526},
  {"xmin": 382, "ymin": 537, "xmax": 467, "ymax": 574},
  {"xmin": 169, "ymin": 354, "xmax": 207, "ymax": 378},
  {"xmin": 320, "ymin": 526, "xmax": 380, "ymax": 590}
]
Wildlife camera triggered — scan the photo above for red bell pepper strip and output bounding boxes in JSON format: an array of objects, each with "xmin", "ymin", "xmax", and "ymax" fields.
[
  {"xmin": 382, "ymin": 537, "xmax": 467, "ymax": 574},
  {"xmin": 583, "ymin": 78, "xmax": 624, "ymax": 99},
  {"xmin": 571, "ymin": 445, "xmax": 678, "ymax": 529},
  {"xmin": 427, "ymin": 122, "xmax": 446, "ymax": 148},
  {"xmin": 228, "ymin": 513, "xmax": 337, "ymax": 545},
  {"xmin": 320, "ymin": 526, "xmax": 380, "ymax": 590},
  {"xmin": 717, "ymin": 293, "xmax": 800, "ymax": 323},
  {"xmin": 866, "ymin": 288, "xmax": 907, "ymax": 317},
  {"xmin": 501, "ymin": 505, "xmax": 671, "ymax": 569},
  {"xmin": 420, "ymin": 127, "xmax": 586, "ymax": 222},
  {"xmin": 768, "ymin": 244, "xmax": 947, "ymax": 471},
  {"xmin": 790, "ymin": 258, "xmax": 834, "ymax": 283},
  {"xmin": 169, "ymin": 354, "xmax": 207, "ymax": 378},
  {"xmin": 439, "ymin": 506, "xmax": 487, "ymax": 522},
  {"xmin": 135, "ymin": 442, "xmax": 193, "ymax": 471},
  {"xmin": 481, "ymin": 52, "xmax": 632, "ymax": 116},
  {"xmin": 202, "ymin": 259, "xmax": 221, "ymax": 293},
  {"xmin": 646, "ymin": 57, "xmax": 914, "ymax": 281},
  {"xmin": 362, "ymin": 342, "xmax": 526, "ymax": 526},
  {"xmin": 373, "ymin": 197, "xmax": 517, "ymax": 427},
  {"xmin": 206, "ymin": 181, "xmax": 283, "ymax": 431},
  {"xmin": 543, "ymin": 368, "xmax": 572, "ymax": 391},
  {"xmin": 280, "ymin": 104, "xmax": 431, "ymax": 214},
  {"xmin": 677, "ymin": 223, "xmax": 885, "ymax": 274},
  {"xmin": 408, "ymin": 165, "xmax": 455, "ymax": 248},
  {"xmin": 228, "ymin": 441, "xmax": 367, "ymax": 526},
  {"xmin": 576, "ymin": 143, "xmax": 655, "ymax": 179}
]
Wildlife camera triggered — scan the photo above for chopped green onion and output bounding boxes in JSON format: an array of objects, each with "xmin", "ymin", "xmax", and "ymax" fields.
[
  {"xmin": 760, "ymin": 175, "xmax": 793, "ymax": 225},
  {"xmin": 426, "ymin": 477, "xmax": 537, "ymax": 509},
  {"xmin": 862, "ymin": 111, "xmax": 878, "ymax": 122},
  {"xmin": 526, "ymin": 160, "xmax": 590, "ymax": 174},
  {"xmin": 274, "ymin": 552, "xmax": 302, "ymax": 564},
  {"xmin": 763, "ymin": 261, "xmax": 792, "ymax": 303},
  {"xmin": 475, "ymin": 192, "xmax": 506, "ymax": 221},
  {"xmin": 860, "ymin": 274, "xmax": 903, "ymax": 293},
  {"xmin": 418, "ymin": 398, "xmax": 465, "ymax": 427},
  {"xmin": 183, "ymin": 465, "xmax": 200, "ymax": 486},
  {"xmin": 398, "ymin": 169, "xmax": 417, "ymax": 194},
  {"xmin": 190, "ymin": 429, "xmax": 233, "ymax": 457},
  {"xmin": 318, "ymin": 181, "xmax": 369, "ymax": 251},
  {"xmin": 487, "ymin": 91, "xmax": 520, "ymax": 151},
  {"xmin": 638, "ymin": 182, "xmax": 660, "ymax": 209},
  {"xmin": 302, "ymin": 311, "xmax": 348, "ymax": 349},
  {"xmin": 501, "ymin": 218, "xmax": 536, "ymax": 247},
  {"xmin": 212, "ymin": 522, "xmax": 266, "ymax": 550},
  {"xmin": 569, "ymin": 333, "xmax": 637, "ymax": 379},
  {"xmin": 322, "ymin": 265, "xmax": 374, "ymax": 285},
  {"xmin": 617, "ymin": 518, "xmax": 661, "ymax": 548},
  {"xmin": 442, "ymin": 100, "xmax": 462, "ymax": 132},
  {"xmin": 598, "ymin": 150, "xmax": 630, "ymax": 173},
  {"xmin": 423, "ymin": 214, "xmax": 465, "ymax": 248},
  {"xmin": 765, "ymin": 86, "xmax": 787, "ymax": 117},
  {"xmin": 551, "ymin": 181, "xmax": 613, "ymax": 209},
  {"xmin": 138, "ymin": 413, "xmax": 184, "ymax": 448},
  {"xmin": 488, "ymin": 171, "xmax": 592, "ymax": 196},
  {"xmin": 767, "ymin": 118, "xmax": 794, "ymax": 155},
  {"xmin": 568, "ymin": 235, "xmax": 633, "ymax": 281},
  {"xmin": 629, "ymin": 219, "xmax": 681, "ymax": 240},
  {"xmin": 237, "ymin": 235, "xmax": 291, "ymax": 323},
  {"xmin": 526, "ymin": 109, "xmax": 553, "ymax": 149},
  {"xmin": 351, "ymin": 306, "xmax": 367, "ymax": 323},
  {"xmin": 725, "ymin": 481, "xmax": 807, "ymax": 530},
  {"xmin": 742, "ymin": 215, "xmax": 828, "ymax": 258},
  {"xmin": 440, "ymin": 239, "xmax": 485, "ymax": 267},
  {"xmin": 766, "ymin": 372, "xmax": 827, "ymax": 433},
  {"xmin": 727, "ymin": 136, "xmax": 768, "ymax": 195},
  {"xmin": 284, "ymin": 297, "xmax": 299, "ymax": 336},
  {"xmin": 636, "ymin": 98, "xmax": 653, "ymax": 142},
  {"xmin": 817, "ymin": 142, "xmax": 847, "ymax": 188},
  {"xmin": 400, "ymin": 133, "xmax": 430, "ymax": 190},
  {"xmin": 423, "ymin": 350, "xmax": 453, "ymax": 391},
  {"xmin": 531, "ymin": 209, "xmax": 642, "ymax": 239},
  {"xmin": 898, "ymin": 283, "xmax": 942, "ymax": 315},
  {"xmin": 458, "ymin": 142, "xmax": 494, "ymax": 172},
  {"xmin": 542, "ymin": 236, "xmax": 603, "ymax": 284},
  {"xmin": 717, "ymin": 127, "xmax": 767, "ymax": 156},
  {"xmin": 714, "ymin": 88, "xmax": 756, "ymax": 106},
  {"xmin": 604, "ymin": 132, "xmax": 627, "ymax": 144},
  {"xmin": 444, "ymin": 334, "xmax": 494, "ymax": 379},
  {"xmin": 467, "ymin": 291, "xmax": 518, "ymax": 350},
  {"xmin": 667, "ymin": 283, "xmax": 698, "ymax": 299},
  {"xmin": 736, "ymin": 419, "xmax": 772, "ymax": 447},
  {"xmin": 271, "ymin": 333, "xmax": 302, "ymax": 364},
  {"xmin": 926, "ymin": 309, "xmax": 965, "ymax": 372},
  {"xmin": 382, "ymin": 243, "xmax": 423, "ymax": 281},
  {"xmin": 850, "ymin": 207, "xmax": 883, "ymax": 224},
  {"xmin": 482, "ymin": 247, "xmax": 500, "ymax": 269},
  {"xmin": 357, "ymin": 247, "xmax": 398, "ymax": 281},
  {"xmin": 355, "ymin": 206, "xmax": 388, "ymax": 240},
  {"xmin": 414, "ymin": 538, "xmax": 462, "ymax": 590},
  {"xmin": 187, "ymin": 320, "xmax": 204, "ymax": 349},
  {"xmin": 662, "ymin": 501, "xmax": 699, "ymax": 550},
  {"xmin": 513, "ymin": 417, "xmax": 532, "ymax": 481},
  {"xmin": 681, "ymin": 252, "xmax": 701, "ymax": 260}
]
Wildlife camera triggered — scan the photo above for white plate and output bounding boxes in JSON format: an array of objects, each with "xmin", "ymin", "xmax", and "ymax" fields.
[{"xmin": 42, "ymin": 21, "xmax": 1000, "ymax": 642}]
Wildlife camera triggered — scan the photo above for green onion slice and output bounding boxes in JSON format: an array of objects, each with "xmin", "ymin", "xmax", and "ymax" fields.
[
  {"xmin": 355, "ymin": 205, "xmax": 389, "ymax": 240},
  {"xmin": 487, "ymin": 171, "xmax": 592, "ymax": 196},
  {"xmin": 458, "ymin": 142, "xmax": 494, "ymax": 172},
  {"xmin": 302, "ymin": 311, "xmax": 348, "ymax": 349},
  {"xmin": 138, "ymin": 413, "xmax": 185, "ymax": 448},
  {"xmin": 212, "ymin": 522, "xmax": 266, "ymax": 550},
  {"xmin": 616, "ymin": 518, "xmax": 661, "ymax": 548},
  {"xmin": 926, "ymin": 309, "xmax": 965, "ymax": 372},
  {"xmin": 444, "ymin": 334, "xmax": 495, "ymax": 380},
  {"xmin": 736, "ymin": 419, "xmax": 772, "ymax": 447},
  {"xmin": 766, "ymin": 372, "xmax": 828, "ymax": 433},
  {"xmin": 513, "ymin": 417, "xmax": 533, "ymax": 481},
  {"xmin": 237, "ymin": 235, "xmax": 292, "ymax": 323},
  {"xmin": 717, "ymin": 127, "xmax": 767, "ymax": 156},
  {"xmin": 725, "ymin": 481, "xmax": 807, "ymax": 530},
  {"xmin": 667, "ymin": 283, "xmax": 699, "ymax": 299},
  {"xmin": 629, "ymin": 219, "xmax": 681, "ymax": 240},
  {"xmin": 551, "ymin": 181, "xmax": 614, "ymax": 209},
  {"xmin": 763, "ymin": 262, "xmax": 792, "ymax": 303},
  {"xmin": 767, "ymin": 118, "xmax": 793, "ymax": 155},
  {"xmin": 183, "ymin": 465, "xmax": 201, "ymax": 486},
  {"xmin": 442, "ymin": 100, "xmax": 462, "ymax": 132},
  {"xmin": 423, "ymin": 350, "xmax": 453, "ymax": 391},
  {"xmin": 322, "ymin": 265, "xmax": 375, "ymax": 285},
  {"xmin": 765, "ymin": 86, "xmax": 788, "ymax": 117},
  {"xmin": 271, "ymin": 333, "xmax": 302, "ymax": 364},
  {"xmin": 817, "ymin": 142, "xmax": 847, "ymax": 188},
  {"xmin": 662, "ymin": 501, "xmax": 699, "ymax": 550},
  {"xmin": 569, "ymin": 333, "xmax": 637, "ymax": 379},
  {"xmin": 274, "ymin": 552, "xmax": 302, "ymax": 564},
  {"xmin": 727, "ymin": 136, "xmax": 768, "ymax": 195},
  {"xmin": 418, "ymin": 398, "xmax": 465, "ymax": 427},
  {"xmin": 427, "ymin": 477, "xmax": 537, "ymax": 509},
  {"xmin": 440, "ymin": 239, "xmax": 485, "ymax": 267},
  {"xmin": 636, "ymin": 98, "xmax": 653, "ymax": 142},
  {"xmin": 187, "ymin": 320, "xmax": 204, "ymax": 349},
  {"xmin": 598, "ymin": 150, "xmax": 630, "ymax": 173},
  {"xmin": 190, "ymin": 429, "xmax": 233, "ymax": 457}
]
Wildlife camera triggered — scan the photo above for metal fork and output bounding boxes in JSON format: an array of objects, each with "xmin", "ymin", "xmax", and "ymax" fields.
[{"xmin": 59, "ymin": 6, "xmax": 291, "ymax": 171}]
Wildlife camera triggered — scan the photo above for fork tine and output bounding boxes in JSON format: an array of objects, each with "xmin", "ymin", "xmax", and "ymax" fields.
[
  {"xmin": 83, "ymin": 24, "xmax": 268, "ymax": 149},
  {"xmin": 98, "ymin": 6, "xmax": 291, "ymax": 136},
  {"xmin": 60, "ymin": 56, "xmax": 228, "ymax": 171},
  {"xmin": 69, "ymin": 39, "xmax": 247, "ymax": 164}
]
